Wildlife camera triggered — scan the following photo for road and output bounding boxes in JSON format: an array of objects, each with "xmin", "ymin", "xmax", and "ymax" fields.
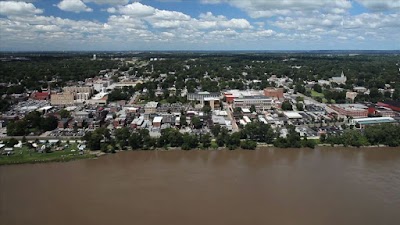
[{"xmin": 223, "ymin": 102, "xmax": 239, "ymax": 132}]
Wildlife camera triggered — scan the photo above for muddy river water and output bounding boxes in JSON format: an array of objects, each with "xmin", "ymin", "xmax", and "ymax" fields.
[{"xmin": 1, "ymin": 147, "xmax": 400, "ymax": 225}]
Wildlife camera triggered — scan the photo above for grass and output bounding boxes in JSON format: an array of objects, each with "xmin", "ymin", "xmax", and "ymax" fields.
[
  {"xmin": 310, "ymin": 90, "xmax": 329, "ymax": 103},
  {"xmin": 311, "ymin": 90, "xmax": 324, "ymax": 98},
  {"xmin": 0, "ymin": 143, "xmax": 95, "ymax": 166}
]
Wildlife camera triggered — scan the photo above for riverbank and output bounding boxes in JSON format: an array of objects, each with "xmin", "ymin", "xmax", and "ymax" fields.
[
  {"xmin": 2, "ymin": 144, "xmax": 397, "ymax": 166},
  {"xmin": 0, "ymin": 146, "xmax": 97, "ymax": 166}
]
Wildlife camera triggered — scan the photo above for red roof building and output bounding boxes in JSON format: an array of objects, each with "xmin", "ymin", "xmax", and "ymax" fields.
[
  {"xmin": 31, "ymin": 91, "xmax": 50, "ymax": 101},
  {"xmin": 377, "ymin": 101, "xmax": 400, "ymax": 112}
]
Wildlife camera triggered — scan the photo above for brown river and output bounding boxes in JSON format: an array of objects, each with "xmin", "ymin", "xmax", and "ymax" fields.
[{"xmin": 1, "ymin": 147, "xmax": 400, "ymax": 225}]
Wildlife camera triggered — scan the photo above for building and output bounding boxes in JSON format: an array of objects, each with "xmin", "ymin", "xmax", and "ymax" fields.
[
  {"xmin": 329, "ymin": 104, "xmax": 369, "ymax": 118},
  {"xmin": 284, "ymin": 111, "xmax": 303, "ymax": 120},
  {"xmin": 346, "ymin": 91, "xmax": 358, "ymax": 102},
  {"xmin": 153, "ymin": 116, "xmax": 163, "ymax": 128},
  {"xmin": 58, "ymin": 118, "xmax": 71, "ymax": 129},
  {"xmin": 187, "ymin": 91, "xmax": 220, "ymax": 104},
  {"xmin": 63, "ymin": 86, "xmax": 93, "ymax": 95},
  {"xmin": 330, "ymin": 71, "xmax": 347, "ymax": 84},
  {"xmin": 353, "ymin": 86, "xmax": 368, "ymax": 93},
  {"xmin": 233, "ymin": 96, "xmax": 273, "ymax": 111},
  {"xmin": 74, "ymin": 111, "xmax": 90, "ymax": 120},
  {"xmin": 31, "ymin": 91, "xmax": 50, "ymax": 101},
  {"xmin": 224, "ymin": 89, "xmax": 264, "ymax": 103},
  {"xmin": 263, "ymin": 87, "xmax": 284, "ymax": 99},
  {"xmin": 203, "ymin": 97, "xmax": 221, "ymax": 110},
  {"xmin": 377, "ymin": 101, "xmax": 400, "ymax": 112},
  {"xmin": 145, "ymin": 102, "xmax": 159, "ymax": 114},
  {"xmin": 87, "ymin": 92, "xmax": 108, "ymax": 105},
  {"xmin": 93, "ymin": 79, "xmax": 112, "ymax": 92},
  {"xmin": 224, "ymin": 93, "xmax": 235, "ymax": 103},
  {"xmin": 318, "ymin": 80, "xmax": 330, "ymax": 86},
  {"xmin": 350, "ymin": 117, "xmax": 396, "ymax": 128},
  {"xmin": 106, "ymin": 81, "xmax": 141, "ymax": 91},
  {"xmin": 50, "ymin": 93, "xmax": 74, "ymax": 106}
]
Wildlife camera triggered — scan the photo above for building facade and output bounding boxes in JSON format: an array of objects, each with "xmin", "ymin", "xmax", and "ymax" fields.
[
  {"xmin": 263, "ymin": 87, "xmax": 284, "ymax": 99},
  {"xmin": 233, "ymin": 96, "xmax": 273, "ymax": 111},
  {"xmin": 50, "ymin": 93, "xmax": 74, "ymax": 106}
]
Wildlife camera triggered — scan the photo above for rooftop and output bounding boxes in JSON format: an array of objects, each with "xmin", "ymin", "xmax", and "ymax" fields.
[
  {"xmin": 333, "ymin": 104, "xmax": 368, "ymax": 111},
  {"xmin": 353, "ymin": 117, "xmax": 395, "ymax": 125},
  {"xmin": 284, "ymin": 111, "xmax": 303, "ymax": 119}
]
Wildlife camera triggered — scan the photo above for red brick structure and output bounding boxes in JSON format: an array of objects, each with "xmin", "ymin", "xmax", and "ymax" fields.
[
  {"xmin": 264, "ymin": 88, "xmax": 284, "ymax": 99},
  {"xmin": 31, "ymin": 91, "xmax": 50, "ymax": 100},
  {"xmin": 377, "ymin": 101, "xmax": 400, "ymax": 112},
  {"xmin": 329, "ymin": 104, "xmax": 369, "ymax": 118}
]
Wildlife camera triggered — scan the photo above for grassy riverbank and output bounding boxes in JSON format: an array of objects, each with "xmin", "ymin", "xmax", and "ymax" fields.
[{"xmin": 0, "ymin": 144, "xmax": 96, "ymax": 166}]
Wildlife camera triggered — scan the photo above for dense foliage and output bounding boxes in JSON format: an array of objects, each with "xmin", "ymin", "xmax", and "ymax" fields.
[
  {"xmin": 324, "ymin": 124, "xmax": 400, "ymax": 147},
  {"xmin": 0, "ymin": 55, "xmax": 119, "ymax": 90},
  {"xmin": 7, "ymin": 111, "xmax": 58, "ymax": 136}
]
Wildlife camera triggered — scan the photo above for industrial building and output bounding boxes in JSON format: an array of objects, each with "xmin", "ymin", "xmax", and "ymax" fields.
[{"xmin": 233, "ymin": 96, "xmax": 273, "ymax": 111}]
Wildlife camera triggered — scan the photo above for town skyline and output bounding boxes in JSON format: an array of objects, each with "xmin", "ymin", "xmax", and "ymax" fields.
[{"xmin": 0, "ymin": 0, "xmax": 399, "ymax": 51}]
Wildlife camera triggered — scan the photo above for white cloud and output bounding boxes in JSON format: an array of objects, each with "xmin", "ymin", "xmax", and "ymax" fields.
[
  {"xmin": 57, "ymin": 0, "xmax": 93, "ymax": 13},
  {"xmin": 1, "ymin": 0, "xmax": 397, "ymax": 50},
  {"xmin": 356, "ymin": 0, "xmax": 400, "ymax": 11},
  {"xmin": 201, "ymin": 0, "xmax": 352, "ymax": 17},
  {"xmin": 83, "ymin": 0, "xmax": 130, "ymax": 5},
  {"xmin": 111, "ymin": 2, "xmax": 156, "ymax": 16},
  {"xmin": 0, "ymin": 1, "xmax": 43, "ymax": 16}
]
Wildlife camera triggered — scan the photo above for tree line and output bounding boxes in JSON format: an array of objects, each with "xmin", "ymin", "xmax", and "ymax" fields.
[
  {"xmin": 323, "ymin": 124, "xmax": 400, "ymax": 147},
  {"xmin": 7, "ymin": 111, "xmax": 58, "ymax": 136}
]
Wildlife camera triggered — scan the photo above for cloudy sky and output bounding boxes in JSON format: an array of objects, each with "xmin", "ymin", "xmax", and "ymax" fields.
[{"xmin": 0, "ymin": 0, "xmax": 399, "ymax": 51}]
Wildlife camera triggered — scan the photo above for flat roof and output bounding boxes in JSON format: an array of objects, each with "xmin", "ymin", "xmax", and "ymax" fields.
[
  {"xmin": 37, "ymin": 106, "xmax": 53, "ymax": 111},
  {"xmin": 242, "ymin": 108, "xmax": 251, "ymax": 113},
  {"xmin": 284, "ymin": 111, "xmax": 303, "ymax": 119},
  {"xmin": 353, "ymin": 117, "xmax": 395, "ymax": 125},
  {"xmin": 333, "ymin": 104, "xmax": 368, "ymax": 111},
  {"xmin": 145, "ymin": 101, "xmax": 159, "ymax": 108},
  {"xmin": 204, "ymin": 97, "xmax": 220, "ymax": 101},
  {"xmin": 153, "ymin": 116, "xmax": 163, "ymax": 123}
]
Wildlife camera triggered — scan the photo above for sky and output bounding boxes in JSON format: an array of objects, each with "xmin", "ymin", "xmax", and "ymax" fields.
[{"xmin": 0, "ymin": 0, "xmax": 399, "ymax": 51}]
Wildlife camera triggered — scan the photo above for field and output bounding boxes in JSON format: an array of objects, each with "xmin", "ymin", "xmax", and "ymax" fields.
[{"xmin": 0, "ymin": 143, "xmax": 95, "ymax": 165}]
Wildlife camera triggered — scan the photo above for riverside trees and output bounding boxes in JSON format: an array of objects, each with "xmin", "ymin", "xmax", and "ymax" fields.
[
  {"xmin": 324, "ymin": 124, "xmax": 400, "ymax": 147},
  {"xmin": 7, "ymin": 111, "xmax": 58, "ymax": 136}
]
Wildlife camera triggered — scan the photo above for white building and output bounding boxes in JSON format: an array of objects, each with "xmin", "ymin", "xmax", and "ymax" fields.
[
  {"xmin": 233, "ymin": 96, "xmax": 273, "ymax": 111},
  {"xmin": 330, "ymin": 71, "xmax": 347, "ymax": 84}
]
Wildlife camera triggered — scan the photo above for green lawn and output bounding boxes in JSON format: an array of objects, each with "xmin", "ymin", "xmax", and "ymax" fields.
[
  {"xmin": 311, "ymin": 90, "xmax": 324, "ymax": 98},
  {"xmin": 311, "ymin": 90, "xmax": 329, "ymax": 103},
  {"xmin": 0, "ymin": 143, "xmax": 95, "ymax": 165}
]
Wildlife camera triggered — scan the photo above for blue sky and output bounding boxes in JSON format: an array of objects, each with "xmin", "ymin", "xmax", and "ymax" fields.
[{"xmin": 0, "ymin": 0, "xmax": 399, "ymax": 51}]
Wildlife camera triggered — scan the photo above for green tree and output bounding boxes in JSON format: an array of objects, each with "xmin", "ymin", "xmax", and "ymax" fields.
[
  {"xmin": 40, "ymin": 116, "xmax": 58, "ymax": 131},
  {"xmin": 296, "ymin": 102, "xmax": 304, "ymax": 111},
  {"xmin": 115, "ymin": 127, "xmax": 130, "ymax": 149},
  {"xmin": 226, "ymin": 132, "xmax": 241, "ymax": 150},
  {"xmin": 59, "ymin": 109, "xmax": 71, "ymax": 118},
  {"xmin": 250, "ymin": 105, "xmax": 257, "ymax": 113},
  {"xmin": 243, "ymin": 121, "xmax": 275, "ymax": 143},
  {"xmin": 180, "ymin": 115, "xmax": 188, "ymax": 127},
  {"xmin": 211, "ymin": 124, "xmax": 221, "ymax": 137},
  {"xmin": 129, "ymin": 133, "xmax": 143, "ymax": 150},
  {"xmin": 202, "ymin": 105, "xmax": 212, "ymax": 114},
  {"xmin": 6, "ymin": 138, "xmax": 19, "ymax": 147},
  {"xmin": 182, "ymin": 133, "xmax": 199, "ymax": 150},
  {"xmin": 200, "ymin": 133, "xmax": 211, "ymax": 149},
  {"xmin": 281, "ymin": 101, "xmax": 293, "ymax": 111},
  {"xmin": 240, "ymin": 140, "xmax": 257, "ymax": 150},
  {"xmin": 313, "ymin": 84, "xmax": 322, "ymax": 93},
  {"xmin": 191, "ymin": 116, "xmax": 202, "ymax": 129}
]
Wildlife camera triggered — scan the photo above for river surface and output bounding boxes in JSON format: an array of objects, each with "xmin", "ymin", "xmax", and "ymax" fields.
[{"xmin": 1, "ymin": 147, "xmax": 400, "ymax": 225}]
